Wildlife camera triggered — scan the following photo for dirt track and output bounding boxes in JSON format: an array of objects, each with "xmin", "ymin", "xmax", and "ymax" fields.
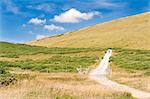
[{"xmin": 89, "ymin": 49, "xmax": 150, "ymax": 99}]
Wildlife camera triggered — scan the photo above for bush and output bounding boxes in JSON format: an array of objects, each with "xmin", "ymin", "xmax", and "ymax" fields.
[
  {"xmin": 113, "ymin": 92, "xmax": 135, "ymax": 99},
  {"xmin": 0, "ymin": 65, "xmax": 7, "ymax": 75}
]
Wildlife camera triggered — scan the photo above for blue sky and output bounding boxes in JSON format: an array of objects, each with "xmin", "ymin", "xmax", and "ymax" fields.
[{"xmin": 0, "ymin": 0, "xmax": 149, "ymax": 43}]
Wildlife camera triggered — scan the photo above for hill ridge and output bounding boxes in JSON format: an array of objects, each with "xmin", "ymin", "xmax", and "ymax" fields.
[{"xmin": 26, "ymin": 12, "xmax": 150, "ymax": 50}]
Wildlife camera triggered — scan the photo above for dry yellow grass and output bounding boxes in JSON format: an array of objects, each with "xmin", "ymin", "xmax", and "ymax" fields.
[
  {"xmin": 108, "ymin": 63, "xmax": 150, "ymax": 92},
  {"xmin": 0, "ymin": 71, "xmax": 131, "ymax": 99},
  {"xmin": 0, "ymin": 53, "xmax": 55, "ymax": 62},
  {"xmin": 26, "ymin": 12, "xmax": 150, "ymax": 50}
]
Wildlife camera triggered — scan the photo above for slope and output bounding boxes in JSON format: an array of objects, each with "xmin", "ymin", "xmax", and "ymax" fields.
[{"xmin": 26, "ymin": 12, "xmax": 150, "ymax": 50}]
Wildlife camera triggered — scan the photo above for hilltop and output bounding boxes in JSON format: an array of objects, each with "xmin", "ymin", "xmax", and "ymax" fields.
[{"xmin": 26, "ymin": 12, "xmax": 150, "ymax": 50}]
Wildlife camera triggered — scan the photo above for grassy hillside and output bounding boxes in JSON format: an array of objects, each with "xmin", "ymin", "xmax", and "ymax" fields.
[
  {"xmin": 1, "ymin": 43, "xmax": 150, "ymax": 79},
  {"xmin": 0, "ymin": 42, "xmax": 102, "ymax": 73},
  {"xmin": 111, "ymin": 48, "xmax": 150, "ymax": 71},
  {"xmin": 110, "ymin": 48, "xmax": 150, "ymax": 92},
  {"xmin": 26, "ymin": 12, "xmax": 150, "ymax": 50},
  {"xmin": 0, "ymin": 42, "xmax": 149, "ymax": 97},
  {"xmin": 1, "ymin": 42, "xmax": 150, "ymax": 75},
  {"xmin": 1, "ymin": 42, "xmax": 133, "ymax": 98},
  {"xmin": 0, "ymin": 42, "xmax": 102, "ymax": 91}
]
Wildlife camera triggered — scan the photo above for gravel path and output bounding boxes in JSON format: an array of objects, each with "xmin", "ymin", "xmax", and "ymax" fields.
[{"xmin": 89, "ymin": 49, "xmax": 150, "ymax": 99}]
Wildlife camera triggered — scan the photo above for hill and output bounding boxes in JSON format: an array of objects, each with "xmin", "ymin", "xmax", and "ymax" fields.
[
  {"xmin": 1, "ymin": 42, "xmax": 136, "ymax": 98},
  {"xmin": 26, "ymin": 12, "xmax": 150, "ymax": 50},
  {"xmin": 0, "ymin": 42, "xmax": 102, "ymax": 73},
  {"xmin": 1, "ymin": 42, "xmax": 150, "ymax": 92}
]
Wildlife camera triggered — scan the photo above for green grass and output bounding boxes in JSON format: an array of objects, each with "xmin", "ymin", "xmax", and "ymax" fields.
[
  {"xmin": 0, "ymin": 42, "xmax": 147, "ymax": 98},
  {"xmin": 1, "ymin": 42, "xmax": 150, "ymax": 73},
  {"xmin": 0, "ymin": 42, "xmax": 101, "ymax": 58},
  {"xmin": 0, "ymin": 42, "xmax": 100, "ymax": 73},
  {"xmin": 111, "ymin": 48, "xmax": 150, "ymax": 70},
  {"xmin": 0, "ymin": 55, "xmax": 97, "ymax": 72},
  {"xmin": 26, "ymin": 91, "xmax": 135, "ymax": 99},
  {"xmin": 112, "ymin": 92, "xmax": 135, "ymax": 99},
  {"xmin": 144, "ymin": 71, "xmax": 150, "ymax": 76},
  {"xmin": 0, "ymin": 65, "xmax": 8, "ymax": 75}
]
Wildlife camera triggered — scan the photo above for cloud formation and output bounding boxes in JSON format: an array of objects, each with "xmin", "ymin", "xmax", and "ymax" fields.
[
  {"xmin": 2, "ymin": 0, "xmax": 20, "ymax": 14},
  {"xmin": 28, "ymin": 18, "xmax": 46, "ymax": 25},
  {"xmin": 44, "ymin": 24, "xmax": 64, "ymax": 31},
  {"xmin": 53, "ymin": 8, "xmax": 100, "ymax": 23},
  {"xmin": 36, "ymin": 35, "xmax": 47, "ymax": 40},
  {"xmin": 28, "ymin": 3, "xmax": 55, "ymax": 13}
]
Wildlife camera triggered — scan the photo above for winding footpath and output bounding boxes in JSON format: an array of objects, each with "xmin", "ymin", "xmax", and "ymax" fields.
[{"xmin": 89, "ymin": 49, "xmax": 150, "ymax": 99}]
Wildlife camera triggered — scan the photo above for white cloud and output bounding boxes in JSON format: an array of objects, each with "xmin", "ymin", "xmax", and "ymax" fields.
[
  {"xmin": 53, "ymin": 8, "xmax": 100, "ymax": 23},
  {"xmin": 22, "ymin": 24, "xmax": 26, "ymax": 27},
  {"xmin": 44, "ymin": 24, "xmax": 64, "ymax": 31},
  {"xmin": 2, "ymin": 0, "xmax": 20, "ymax": 14},
  {"xmin": 27, "ymin": 3, "xmax": 55, "ymax": 13},
  {"xmin": 36, "ymin": 35, "xmax": 47, "ymax": 40},
  {"xmin": 28, "ymin": 31, "xmax": 34, "ymax": 34},
  {"xmin": 28, "ymin": 18, "xmax": 46, "ymax": 25}
]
